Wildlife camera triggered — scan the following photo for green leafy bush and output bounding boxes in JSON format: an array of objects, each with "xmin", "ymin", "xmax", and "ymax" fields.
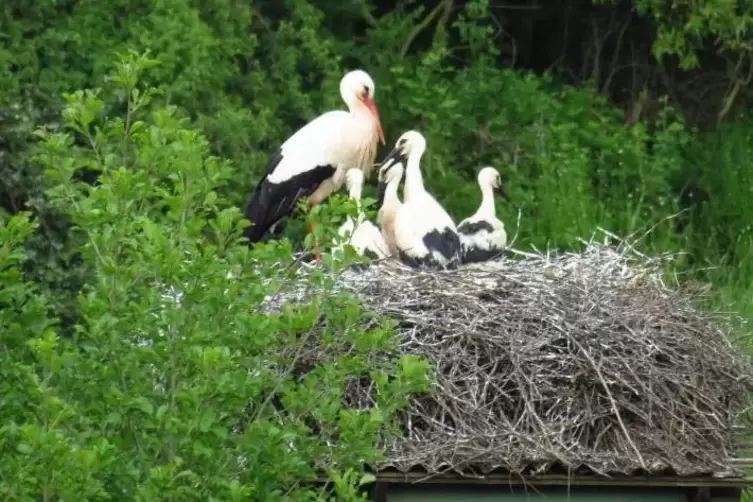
[
  {"xmin": 1, "ymin": 0, "xmax": 752, "ymax": 351},
  {"xmin": 1, "ymin": 51, "xmax": 429, "ymax": 502}
]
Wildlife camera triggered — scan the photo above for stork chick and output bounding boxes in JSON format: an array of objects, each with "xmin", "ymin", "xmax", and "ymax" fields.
[
  {"xmin": 384, "ymin": 131, "xmax": 461, "ymax": 269},
  {"xmin": 457, "ymin": 166, "xmax": 509, "ymax": 264},
  {"xmin": 376, "ymin": 162, "xmax": 404, "ymax": 257},
  {"xmin": 333, "ymin": 169, "xmax": 390, "ymax": 262}
]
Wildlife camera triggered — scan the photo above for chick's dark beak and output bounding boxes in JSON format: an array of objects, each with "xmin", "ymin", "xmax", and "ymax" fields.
[
  {"xmin": 376, "ymin": 176, "xmax": 388, "ymax": 208},
  {"xmin": 379, "ymin": 145, "xmax": 400, "ymax": 169},
  {"xmin": 378, "ymin": 144, "xmax": 404, "ymax": 182},
  {"xmin": 496, "ymin": 184, "xmax": 509, "ymax": 201}
]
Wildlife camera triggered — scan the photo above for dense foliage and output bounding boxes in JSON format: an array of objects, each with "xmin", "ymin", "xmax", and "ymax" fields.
[
  {"xmin": 2, "ymin": 0, "xmax": 753, "ymax": 317},
  {"xmin": 1, "ymin": 51, "xmax": 429, "ymax": 500},
  {"xmin": 2, "ymin": 0, "xmax": 753, "ymax": 499}
]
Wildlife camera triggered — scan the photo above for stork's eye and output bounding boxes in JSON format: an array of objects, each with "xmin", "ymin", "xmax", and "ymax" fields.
[{"xmin": 362, "ymin": 84, "xmax": 370, "ymax": 97}]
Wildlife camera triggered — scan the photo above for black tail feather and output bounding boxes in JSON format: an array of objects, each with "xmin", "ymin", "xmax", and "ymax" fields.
[
  {"xmin": 461, "ymin": 246, "xmax": 505, "ymax": 264},
  {"xmin": 397, "ymin": 250, "xmax": 460, "ymax": 271}
]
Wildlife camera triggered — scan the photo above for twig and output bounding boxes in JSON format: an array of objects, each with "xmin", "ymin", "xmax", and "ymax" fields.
[{"xmin": 251, "ymin": 233, "xmax": 753, "ymax": 478}]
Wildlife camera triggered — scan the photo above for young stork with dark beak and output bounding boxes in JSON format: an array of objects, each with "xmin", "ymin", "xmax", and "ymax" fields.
[
  {"xmin": 380, "ymin": 131, "xmax": 462, "ymax": 269},
  {"xmin": 457, "ymin": 166, "xmax": 509, "ymax": 264},
  {"xmin": 242, "ymin": 69, "xmax": 385, "ymax": 262},
  {"xmin": 376, "ymin": 162, "xmax": 404, "ymax": 257}
]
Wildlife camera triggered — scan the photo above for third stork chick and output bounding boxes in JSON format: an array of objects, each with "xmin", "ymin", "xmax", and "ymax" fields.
[
  {"xmin": 457, "ymin": 166, "xmax": 509, "ymax": 264},
  {"xmin": 333, "ymin": 168, "xmax": 390, "ymax": 262}
]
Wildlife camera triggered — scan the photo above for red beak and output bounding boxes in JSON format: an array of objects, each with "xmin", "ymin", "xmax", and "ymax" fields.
[{"xmin": 363, "ymin": 97, "xmax": 385, "ymax": 145}]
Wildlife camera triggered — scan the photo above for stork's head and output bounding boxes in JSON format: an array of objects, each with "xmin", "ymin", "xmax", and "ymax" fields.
[
  {"xmin": 340, "ymin": 69, "xmax": 385, "ymax": 145},
  {"xmin": 394, "ymin": 130, "xmax": 427, "ymax": 157},
  {"xmin": 377, "ymin": 130, "xmax": 427, "ymax": 182},
  {"xmin": 478, "ymin": 166, "xmax": 508, "ymax": 200}
]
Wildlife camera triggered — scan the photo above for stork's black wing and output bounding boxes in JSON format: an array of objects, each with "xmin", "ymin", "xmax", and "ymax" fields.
[{"xmin": 242, "ymin": 151, "xmax": 335, "ymax": 243}]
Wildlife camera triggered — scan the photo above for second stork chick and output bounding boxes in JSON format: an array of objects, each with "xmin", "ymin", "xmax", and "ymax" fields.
[
  {"xmin": 385, "ymin": 131, "xmax": 461, "ymax": 269},
  {"xmin": 457, "ymin": 166, "xmax": 509, "ymax": 264},
  {"xmin": 376, "ymin": 162, "xmax": 404, "ymax": 257},
  {"xmin": 333, "ymin": 168, "xmax": 390, "ymax": 262}
]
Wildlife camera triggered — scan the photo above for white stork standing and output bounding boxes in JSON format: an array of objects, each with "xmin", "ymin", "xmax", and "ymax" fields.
[
  {"xmin": 457, "ymin": 166, "xmax": 509, "ymax": 264},
  {"xmin": 376, "ymin": 161, "xmax": 404, "ymax": 257},
  {"xmin": 332, "ymin": 168, "xmax": 390, "ymax": 262},
  {"xmin": 242, "ymin": 69, "xmax": 386, "ymax": 260},
  {"xmin": 383, "ymin": 131, "xmax": 461, "ymax": 269}
]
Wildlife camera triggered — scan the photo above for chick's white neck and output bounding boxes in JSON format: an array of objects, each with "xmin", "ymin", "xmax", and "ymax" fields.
[
  {"xmin": 476, "ymin": 182, "xmax": 497, "ymax": 218},
  {"xmin": 403, "ymin": 151, "xmax": 426, "ymax": 201}
]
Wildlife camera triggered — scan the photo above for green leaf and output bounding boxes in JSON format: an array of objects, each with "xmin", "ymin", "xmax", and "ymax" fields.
[
  {"xmin": 130, "ymin": 397, "xmax": 154, "ymax": 416},
  {"xmin": 358, "ymin": 473, "xmax": 376, "ymax": 486},
  {"xmin": 198, "ymin": 408, "xmax": 215, "ymax": 433}
]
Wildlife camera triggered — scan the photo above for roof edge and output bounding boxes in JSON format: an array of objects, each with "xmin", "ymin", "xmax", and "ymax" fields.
[{"xmin": 374, "ymin": 470, "xmax": 753, "ymax": 489}]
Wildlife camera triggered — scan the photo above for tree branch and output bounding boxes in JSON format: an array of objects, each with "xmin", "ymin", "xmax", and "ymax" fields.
[{"xmin": 399, "ymin": 0, "xmax": 452, "ymax": 58}]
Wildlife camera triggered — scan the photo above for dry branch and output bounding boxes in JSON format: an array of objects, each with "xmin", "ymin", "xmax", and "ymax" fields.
[{"xmin": 260, "ymin": 234, "xmax": 753, "ymax": 479}]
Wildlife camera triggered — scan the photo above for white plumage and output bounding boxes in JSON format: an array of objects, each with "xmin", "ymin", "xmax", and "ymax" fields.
[
  {"xmin": 376, "ymin": 162, "xmax": 404, "ymax": 257},
  {"xmin": 380, "ymin": 131, "xmax": 461, "ymax": 269},
  {"xmin": 332, "ymin": 169, "xmax": 390, "ymax": 261},
  {"xmin": 457, "ymin": 166, "xmax": 508, "ymax": 264},
  {"xmin": 243, "ymin": 69, "xmax": 385, "ymax": 244}
]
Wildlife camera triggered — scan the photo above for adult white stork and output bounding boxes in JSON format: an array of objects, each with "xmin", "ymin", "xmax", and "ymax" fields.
[
  {"xmin": 383, "ymin": 131, "xmax": 461, "ymax": 269},
  {"xmin": 242, "ymin": 69, "xmax": 386, "ymax": 258},
  {"xmin": 376, "ymin": 161, "xmax": 404, "ymax": 257},
  {"xmin": 332, "ymin": 168, "xmax": 390, "ymax": 262},
  {"xmin": 457, "ymin": 166, "xmax": 509, "ymax": 264}
]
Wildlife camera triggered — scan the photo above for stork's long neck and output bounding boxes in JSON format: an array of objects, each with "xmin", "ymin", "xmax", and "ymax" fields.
[
  {"xmin": 348, "ymin": 182, "xmax": 362, "ymax": 201},
  {"xmin": 349, "ymin": 99, "xmax": 371, "ymax": 115},
  {"xmin": 346, "ymin": 106, "xmax": 379, "ymax": 178},
  {"xmin": 348, "ymin": 182, "xmax": 364, "ymax": 216},
  {"xmin": 384, "ymin": 176, "xmax": 401, "ymax": 209},
  {"xmin": 476, "ymin": 183, "xmax": 496, "ymax": 218},
  {"xmin": 403, "ymin": 153, "xmax": 425, "ymax": 202}
]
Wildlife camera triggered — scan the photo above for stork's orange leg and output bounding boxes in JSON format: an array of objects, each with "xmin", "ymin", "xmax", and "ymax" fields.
[{"xmin": 307, "ymin": 200, "xmax": 322, "ymax": 264}]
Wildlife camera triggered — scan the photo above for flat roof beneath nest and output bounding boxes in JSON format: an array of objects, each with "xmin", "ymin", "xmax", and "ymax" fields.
[
  {"xmin": 374, "ymin": 471, "xmax": 753, "ymax": 488},
  {"xmin": 369, "ymin": 482, "xmax": 746, "ymax": 502}
]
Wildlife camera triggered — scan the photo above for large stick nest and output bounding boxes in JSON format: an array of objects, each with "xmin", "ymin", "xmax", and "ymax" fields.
[{"xmin": 261, "ymin": 235, "xmax": 753, "ymax": 479}]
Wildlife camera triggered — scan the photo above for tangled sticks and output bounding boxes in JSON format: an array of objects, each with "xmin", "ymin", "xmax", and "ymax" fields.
[{"xmin": 263, "ymin": 237, "xmax": 753, "ymax": 478}]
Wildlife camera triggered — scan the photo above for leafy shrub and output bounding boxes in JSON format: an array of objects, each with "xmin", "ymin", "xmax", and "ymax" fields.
[
  {"xmin": 2, "ymin": 0, "xmax": 753, "ymax": 338},
  {"xmin": 0, "ymin": 51, "xmax": 429, "ymax": 502}
]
